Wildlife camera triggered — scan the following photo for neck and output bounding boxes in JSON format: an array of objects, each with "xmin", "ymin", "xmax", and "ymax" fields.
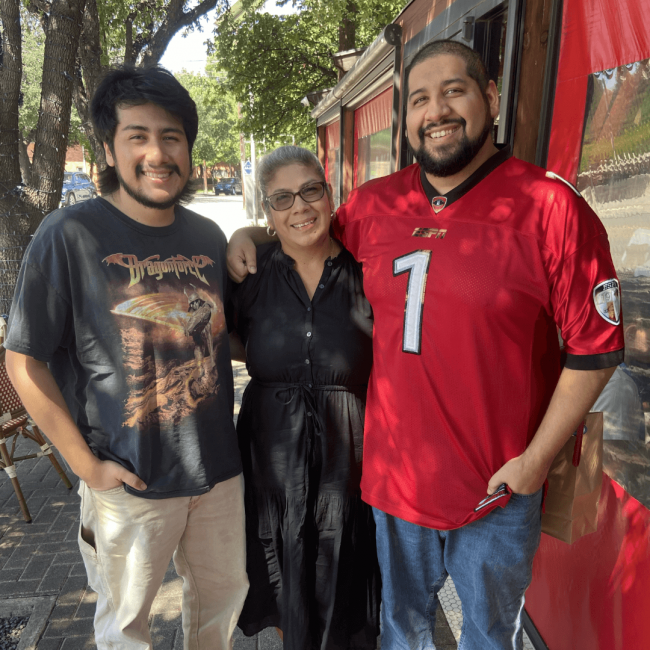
[
  {"xmin": 281, "ymin": 233, "xmax": 339, "ymax": 268},
  {"xmin": 425, "ymin": 140, "xmax": 499, "ymax": 195},
  {"xmin": 107, "ymin": 190, "xmax": 176, "ymax": 227}
]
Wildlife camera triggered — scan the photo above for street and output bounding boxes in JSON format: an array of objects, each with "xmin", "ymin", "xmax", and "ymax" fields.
[{"xmin": 187, "ymin": 194, "xmax": 258, "ymax": 241}]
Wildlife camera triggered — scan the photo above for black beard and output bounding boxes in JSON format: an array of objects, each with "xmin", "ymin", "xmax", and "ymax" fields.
[
  {"xmin": 114, "ymin": 162, "xmax": 191, "ymax": 210},
  {"xmin": 410, "ymin": 113, "xmax": 493, "ymax": 178}
]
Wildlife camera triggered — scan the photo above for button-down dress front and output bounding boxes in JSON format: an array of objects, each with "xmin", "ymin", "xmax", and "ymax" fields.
[{"xmin": 232, "ymin": 242, "xmax": 380, "ymax": 650}]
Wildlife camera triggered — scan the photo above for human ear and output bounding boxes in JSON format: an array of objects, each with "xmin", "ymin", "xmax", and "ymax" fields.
[
  {"xmin": 104, "ymin": 142, "xmax": 115, "ymax": 167},
  {"xmin": 485, "ymin": 80, "xmax": 500, "ymax": 119}
]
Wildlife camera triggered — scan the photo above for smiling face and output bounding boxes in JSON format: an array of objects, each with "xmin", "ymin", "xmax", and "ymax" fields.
[
  {"xmin": 405, "ymin": 53, "xmax": 500, "ymax": 179},
  {"xmin": 104, "ymin": 102, "xmax": 191, "ymax": 213},
  {"xmin": 265, "ymin": 163, "xmax": 334, "ymax": 254}
]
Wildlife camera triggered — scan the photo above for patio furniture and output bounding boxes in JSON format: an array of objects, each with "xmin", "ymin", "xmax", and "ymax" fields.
[{"xmin": 0, "ymin": 347, "xmax": 73, "ymax": 522}]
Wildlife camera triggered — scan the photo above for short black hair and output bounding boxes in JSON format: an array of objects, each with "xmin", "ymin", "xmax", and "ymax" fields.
[
  {"xmin": 91, "ymin": 65, "xmax": 199, "ymax": 196},
  {"xmin": 404, "ymin": 39, "xmax": 490, "ymax": 105}
]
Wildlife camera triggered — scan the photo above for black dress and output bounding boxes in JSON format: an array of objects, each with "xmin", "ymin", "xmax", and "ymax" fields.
[{"xmin": 232, "ymin": 242, "xmax": 380, "ymax": 650}]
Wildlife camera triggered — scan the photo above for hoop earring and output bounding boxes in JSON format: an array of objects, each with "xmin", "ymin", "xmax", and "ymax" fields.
[
  {"xmin": 330, "ymin": 210, "xmax": 336, "ymax": 220},
  {"xmin": 267, "ymin": 226, "xmax": 277, "ymax": 237}
]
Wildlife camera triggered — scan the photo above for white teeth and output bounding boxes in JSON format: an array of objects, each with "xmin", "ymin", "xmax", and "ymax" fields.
[
  {"xmin": 429, "ymin": 126, "xmax": 459, "ymax": 139},
  {"xmin": 292, "ymin": 218, "xmax": 316, "ymax": 229},
  {"xmin": 143, "ymin": 171, "xmax": 172, "ymax": 179}
]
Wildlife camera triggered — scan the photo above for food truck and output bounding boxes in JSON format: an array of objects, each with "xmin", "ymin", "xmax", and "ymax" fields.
[{"xmin": 309, "ymin": 0, "xmax": 650, "ymax": 647}]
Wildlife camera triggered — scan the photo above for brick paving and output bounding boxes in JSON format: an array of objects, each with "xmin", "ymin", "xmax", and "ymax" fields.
[{"xmin": 0, "ymin": 361, "xmax": 455, "ymax": 649}]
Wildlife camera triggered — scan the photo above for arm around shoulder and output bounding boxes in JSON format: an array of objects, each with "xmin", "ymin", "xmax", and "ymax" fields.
[{"xmin": 227, "ymin": 226, "xmax": 274, "ymax": 282}]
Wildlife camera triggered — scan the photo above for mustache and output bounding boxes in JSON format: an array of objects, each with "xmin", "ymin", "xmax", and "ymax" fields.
[
  {"xmin": 418, "ymin": 118, "xmax": 466, "ymax": 140},
  {"xmin": 135, "ymin": 164, "xmax": 182, "ymax": 177}
]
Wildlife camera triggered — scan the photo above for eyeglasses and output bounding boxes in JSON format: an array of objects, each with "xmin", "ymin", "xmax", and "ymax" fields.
[{"xmin": 265, "ymin": 182, "xmax": 327, "ymax": 211}]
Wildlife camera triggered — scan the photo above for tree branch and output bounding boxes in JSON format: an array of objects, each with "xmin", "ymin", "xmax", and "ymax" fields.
[{"xmin": 140, "ymin": 0, "xmax": 222, "ymax": 65}]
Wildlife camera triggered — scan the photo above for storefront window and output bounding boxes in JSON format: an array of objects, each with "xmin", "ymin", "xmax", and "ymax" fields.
[
  {"xmin": 578, "ymin": 58, "xmax": 650, "ymax": 441},
  {"xmin": 354, "ymin": 89, "xmax": 392, "ymax": 187},
  {"xmin": 326, "ymin": 122, "xmax": 340, "ymax": 206}
]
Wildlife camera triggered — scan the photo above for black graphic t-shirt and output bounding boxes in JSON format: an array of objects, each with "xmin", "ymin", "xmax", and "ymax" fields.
[{"xmin": 5, "ymin": 198, "xmax": 241, "ymax": 498}]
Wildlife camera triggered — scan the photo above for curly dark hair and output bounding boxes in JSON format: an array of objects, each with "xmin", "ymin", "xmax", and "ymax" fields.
[{"xmin": 90, "ymin": 65, "xmax": 198, "ymax": 200}]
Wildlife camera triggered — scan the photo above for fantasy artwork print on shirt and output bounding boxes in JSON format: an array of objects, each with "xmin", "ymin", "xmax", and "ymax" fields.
[{"xmin": 102, "ymin": 251, "xmax": 225, "ymax": 431}]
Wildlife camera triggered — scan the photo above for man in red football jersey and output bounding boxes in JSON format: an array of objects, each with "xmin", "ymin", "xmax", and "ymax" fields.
[{"xmin": 228, "ymin": 39, "xmax": 624, "ymax": 650}]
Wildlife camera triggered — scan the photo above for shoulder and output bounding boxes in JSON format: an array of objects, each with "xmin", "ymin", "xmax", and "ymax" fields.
[
  {"xmin": 338, "ymin": 164, "xmax": 422, "ymax": 224},
  {"xmin": 25, "ymin": 202, "xmax": 98, "ymax": 259},
  {"xmin": 496, "ymin": 158, "xmax": 606, "ymax": 247},
  {"xmin": 257, "ymin": 241, "xmax": 282, "ymax": 265},
  {"xmin": 503, "ymin": 157, "xmax": 584, "ymax": 205},
  {"xmin": 233, "ymin": 241, "xmax": 281, "ymax": 300}
]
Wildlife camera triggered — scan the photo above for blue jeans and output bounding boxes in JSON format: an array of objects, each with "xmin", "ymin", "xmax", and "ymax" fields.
[{"xmin": 373, "ymin": 490, "xmax": 543, "ymax": 650}]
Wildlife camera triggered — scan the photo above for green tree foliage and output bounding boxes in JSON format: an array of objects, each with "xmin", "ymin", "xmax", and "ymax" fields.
[
  {"xmin": 176, "ymin": 64, "xmax": 241, "ymax": 168},
  {"xmin": 211, "ymin": 0, "xmax": 406, "ymax": 146}
]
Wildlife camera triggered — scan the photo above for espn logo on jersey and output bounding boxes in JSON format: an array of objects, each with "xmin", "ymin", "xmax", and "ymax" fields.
[
  {"xmin": 412, "ymin": 227, "xmax": 447, "ymax": 239},
  {"xmin": 593, "ymin": 278, "xmax": 621, "ymax": 325}
]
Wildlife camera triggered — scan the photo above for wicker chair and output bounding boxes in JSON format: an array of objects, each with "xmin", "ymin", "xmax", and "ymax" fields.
[{"xmin": 0, "ymin": 348, "xmax": 73, "ymax": 522}]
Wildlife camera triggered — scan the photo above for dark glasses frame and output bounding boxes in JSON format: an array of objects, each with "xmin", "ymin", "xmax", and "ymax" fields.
[{"xmin": 265, "ymin": 181, "xmax": 327, "ymax": 211}]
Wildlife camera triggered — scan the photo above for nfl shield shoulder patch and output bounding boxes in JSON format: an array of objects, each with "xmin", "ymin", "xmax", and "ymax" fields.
[
  {"xmin": 431, "ymin": 196, "xmax": 447, "ymax": 213},
  {"xmin": 593, "ymin": 279, "xmax": 621, "ymax": 325}
]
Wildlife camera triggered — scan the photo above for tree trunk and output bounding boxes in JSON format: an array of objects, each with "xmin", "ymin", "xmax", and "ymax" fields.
[
  {"xmin": 0, "ymin": 0, "xmax": 23, "ymax": 188},
  {"xmin": 0, "ymin": 0, "xmax": 40, "ymax": 314},
  {"xmin": 18, "ymin": 134, "xmax": 33, "ymax": 185},
  {"xmin": 26, "ymin": 0, "xmax": 87, "ymax": 214},
  {"xmin": 72, "ymin": 0, "xmax": 105, "ymax": 176},
  {"xmin": 338, "ymin": 0, "xmax": 357, "ymax": 52},
  {"xmin": 124, "ymin": 17, "xmax": 134, "ymax": 64}
]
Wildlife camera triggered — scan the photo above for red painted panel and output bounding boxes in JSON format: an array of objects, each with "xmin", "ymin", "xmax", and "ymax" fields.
[
  {"xmin": 556, "ymin": 0, "xmax": 650, "ymax": 82},
  {"xmin": 546, "ymin": 76, "xmax": 588, "ymax": 184},
  {"xmin": 526, "ymin": 474, "xmax": 650, "ymax": 650},
  {"xmin": 546, "ymin": 0, "xmax": 650, "ymax": 182}
]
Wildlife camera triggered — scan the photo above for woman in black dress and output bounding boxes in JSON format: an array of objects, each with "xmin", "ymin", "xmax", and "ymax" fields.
[{"xmin": 231, "ymin": 146, "xmax": 380, "ymax": 650}]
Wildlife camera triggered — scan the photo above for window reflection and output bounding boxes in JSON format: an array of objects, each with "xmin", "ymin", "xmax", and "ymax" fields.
[
  {"xmin": 579, "ymin": 59, "xmax": 650, "ymax": 442},
  {"xmin": 356, "ymin": 128, "xmax": 391, "ymax": 186}
]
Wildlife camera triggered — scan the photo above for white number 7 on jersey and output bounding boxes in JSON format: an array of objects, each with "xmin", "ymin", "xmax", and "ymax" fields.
[{"xmin": 393, "ymin": 250, "xmax": 432, "ymax": 354}]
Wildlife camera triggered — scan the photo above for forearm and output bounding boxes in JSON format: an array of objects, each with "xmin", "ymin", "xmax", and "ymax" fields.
[
  {"xmin": 5, "ymin": 350, "xmax": 100, "ymax": 481},
  {"xmin": 523, "ymin": 365, "xmax": 616, "ymax": 470},
  {"xmin": 488, "ymin": 365, "xmax": 616, "ymax": 494},
  {"xmin": 232, "ymin": 226, "xmax": 274, "ymax": 246},
  {"xmin": 229, "ymin": 331, "xmax": 246, "ymax": 363}
]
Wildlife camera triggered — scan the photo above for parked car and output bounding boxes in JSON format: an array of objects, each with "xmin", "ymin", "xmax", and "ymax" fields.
[
  {"xmin": 61, "ymin": 172, "xmax": 97, "ymax": 207},
  {"xmin": 214, "ymin": 177, "xmax": 242, "ymax": 195}
]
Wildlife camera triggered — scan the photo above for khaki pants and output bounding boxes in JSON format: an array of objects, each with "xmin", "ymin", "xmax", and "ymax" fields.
[{"xmin": 78, "ymin": 474, "xmax": 248, "ymax": 650}]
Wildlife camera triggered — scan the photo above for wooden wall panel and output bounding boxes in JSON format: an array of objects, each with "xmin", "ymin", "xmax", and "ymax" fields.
[
  {"xmin": 395, "ymin": 0, "xmax": 452, "ymax": 45},
  {"xmin": 317, "ymin": 126, "xmax": 327, "ymax": 169},
  {"xmin": 341, "ymin": 109, "xmax": 355, "ymax": 202},
  {"xmin": 512, "ymin": 0, "xmax": 555, "ymax": 164}
]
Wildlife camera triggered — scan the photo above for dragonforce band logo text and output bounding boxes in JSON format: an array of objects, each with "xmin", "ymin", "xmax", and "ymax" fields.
[{"xmin": 103, "ymin": 254, "xmax": 215, "ymax": 287}]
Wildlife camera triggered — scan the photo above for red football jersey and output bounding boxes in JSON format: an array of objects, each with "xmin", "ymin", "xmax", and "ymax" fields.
[{"xmin": 334, "ymin": 150, "xmax": 624, "ymax": 530}]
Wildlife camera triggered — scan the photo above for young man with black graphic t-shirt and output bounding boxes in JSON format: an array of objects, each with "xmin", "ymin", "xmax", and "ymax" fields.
[
  {"xmin": 227, "ymin": 40, "xmax": 624, "ymax": 649},
  {"xmin": 5, "ymin": 67, "xmax": 248, "ymax": 650}
]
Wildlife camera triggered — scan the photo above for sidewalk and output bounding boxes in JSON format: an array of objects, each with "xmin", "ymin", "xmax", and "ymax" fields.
[{"xmin": 0, "ymin": 362, "xmax": 457, "ymax": 649}]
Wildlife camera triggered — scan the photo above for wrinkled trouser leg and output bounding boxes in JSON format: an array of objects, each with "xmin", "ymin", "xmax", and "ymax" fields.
[
  {"xmin": 174, "ymin": 474, "xmax": 249, "ymax": 650},
  {"xmin": 78, "ymin": 475, "xmax": 248, "ymax": 650}
]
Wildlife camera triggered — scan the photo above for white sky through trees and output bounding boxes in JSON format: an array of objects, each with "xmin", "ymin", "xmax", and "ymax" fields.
[{"xmin": 160, "ymin": 1, "xmax": 294, "ymax": 74}]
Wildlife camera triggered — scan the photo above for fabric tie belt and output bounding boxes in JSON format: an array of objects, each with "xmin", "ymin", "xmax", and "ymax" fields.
[{"xmin": 251, "ymin": 379, "xmax": 365, "ymax": 436}]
